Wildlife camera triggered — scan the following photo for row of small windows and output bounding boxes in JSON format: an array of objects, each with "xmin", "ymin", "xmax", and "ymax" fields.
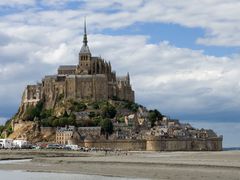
[
  {"xmin": 81, "ymin": 56, "xmax": 89, "ymax": 60},
  {"xmin": 80, "ymin": 63, "xmax": 89, "ymax": 66}
]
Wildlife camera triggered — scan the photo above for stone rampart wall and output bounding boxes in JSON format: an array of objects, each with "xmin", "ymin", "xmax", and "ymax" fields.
[
  {"xmin": 146, "ymin": 138, "xmax": 222, "ymax": 151},
  {"xmin": 81, "ymin": 138, "xmax": 222, "ymax": 151},
  {"xmin": 83, "ymin": 139, "xmax": 146, "ymax": 151}
]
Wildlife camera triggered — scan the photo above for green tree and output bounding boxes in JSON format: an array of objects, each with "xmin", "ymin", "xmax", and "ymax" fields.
[
  {"xmin": 101, "ymin": 104, "xmax": 117, "ymax": 118},
  {"xmin": 148, "ymin": 109, "xmax": 163, "ymax": 127},
  {"xmin": 100, "ymin": 118, "xmax": 113, "ymax": 139}
]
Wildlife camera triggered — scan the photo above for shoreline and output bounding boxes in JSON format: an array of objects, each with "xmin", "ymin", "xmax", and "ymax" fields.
[{"xmin": 0, "ymin": 150, "xmax": 240, "ymax": 179}]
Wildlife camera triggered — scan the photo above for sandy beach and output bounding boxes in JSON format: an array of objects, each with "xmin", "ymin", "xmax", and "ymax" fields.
[{"xmin": 0, "ymin": 150, "xmax": 239, "ymax": 180}]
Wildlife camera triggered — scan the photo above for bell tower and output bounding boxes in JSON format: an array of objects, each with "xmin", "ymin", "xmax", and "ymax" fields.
[{"xmin": 77, "ymin": 18, "xmax": 91, "ymax": 74}]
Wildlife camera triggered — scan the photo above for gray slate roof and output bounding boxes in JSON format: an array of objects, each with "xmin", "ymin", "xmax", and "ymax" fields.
[
  {"xmin": 58, "ymin": 65, "xmax": 77, "ymax": 71},
  {"xmin": 80, "ymin": 44, "xmax": 91, "ymax": 54}
]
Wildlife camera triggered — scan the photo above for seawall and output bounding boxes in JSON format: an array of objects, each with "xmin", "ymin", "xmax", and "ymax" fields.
[{"xmin": 81, "ymin": 137, "xmax": 222, "ymax": 151}]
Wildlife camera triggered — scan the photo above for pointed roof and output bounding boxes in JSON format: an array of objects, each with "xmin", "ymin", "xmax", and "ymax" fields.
[
  {"xmin": 83, "ymin": 17, "xmax": 88, "ymax": 46},
  {"xmin": 80, "ymin": 17, "xmax": 91, "ymax": 55}
]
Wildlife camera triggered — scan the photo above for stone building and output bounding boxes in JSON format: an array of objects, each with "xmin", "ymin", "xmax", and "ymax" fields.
[
  {"xmin": 56, "ymin": 126, "xmax": 101, "ymax": 144},
  {"xmin": 19, "ymin": 20, "xmax": 135, "ymax": 111},
  {"xmin": 56, "ymin": 126, "xmax": 75, "ymax": 145},
  {"xmin": 77, "ymin": 127, "xmax": 101, "ymax": 139}
]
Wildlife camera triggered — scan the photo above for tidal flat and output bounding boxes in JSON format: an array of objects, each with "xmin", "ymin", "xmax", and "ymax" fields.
[{"xmin": 0, "ymin": 150, "xmax": 239, "ymax": 180}]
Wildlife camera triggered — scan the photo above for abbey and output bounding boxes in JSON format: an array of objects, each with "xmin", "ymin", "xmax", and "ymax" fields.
[{"xmin": 20, "ymin": 21, "xmax": 134, "ymax": 111}]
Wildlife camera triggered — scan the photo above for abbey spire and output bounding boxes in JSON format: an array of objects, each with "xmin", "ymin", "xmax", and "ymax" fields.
[
  {"xmin": 79, "ymin": 18, "xmax": 91, "ymax": 56},
  {"xmin": 83, "ymin": 17, "xmax": 88, "ymax": 46}
]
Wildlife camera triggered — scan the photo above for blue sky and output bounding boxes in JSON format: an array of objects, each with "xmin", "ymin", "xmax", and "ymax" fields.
[{"xmin": 0, "ymin": 0, "xmax": 240, "ymax": 147}]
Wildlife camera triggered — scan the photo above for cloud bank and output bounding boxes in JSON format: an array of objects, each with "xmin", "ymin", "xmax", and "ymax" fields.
[{"xmin": 0, "ymin": 1, "xmax": 240, "ymax": 125}]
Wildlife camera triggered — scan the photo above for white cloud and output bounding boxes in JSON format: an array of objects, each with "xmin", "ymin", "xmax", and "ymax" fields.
[
  {"xmin": 1, "ymin": 21, "xmax": 240, "ymax": 119},
  {"xmin": 33, "ymin": 43, "xmax": 76, "ymax": 64},
  {"xmin": 0, "ymin": 0, "xmax": 240, "ymax": 125},
  {"xmin": 2, "ymin": 0, "xmax": 240, "ymax": 46},
  {"xmin": 0, "ymin": 0, "xmax": 35, "ymax": 6}
]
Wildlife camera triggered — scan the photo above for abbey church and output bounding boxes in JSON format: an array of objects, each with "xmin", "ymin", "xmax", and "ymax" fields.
[{"xmin": 20, "ymin": 21, "xmax": 134, "ymax": 111}]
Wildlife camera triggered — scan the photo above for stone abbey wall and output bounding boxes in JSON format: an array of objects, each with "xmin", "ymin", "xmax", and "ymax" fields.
[{"xmin": 81, "ymin": 138, "xmax": 222, "ymax": 151}]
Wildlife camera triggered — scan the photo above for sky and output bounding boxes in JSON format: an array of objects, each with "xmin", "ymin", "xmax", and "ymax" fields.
[{"xmin": 0, "ymin": 0, "xmax": 240, "ymax": 147}]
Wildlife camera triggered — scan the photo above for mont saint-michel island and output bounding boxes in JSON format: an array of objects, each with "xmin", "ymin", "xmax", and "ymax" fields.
[{"xmin": 0, "ymin": 22, "xmax": 223, "ymax": 152}]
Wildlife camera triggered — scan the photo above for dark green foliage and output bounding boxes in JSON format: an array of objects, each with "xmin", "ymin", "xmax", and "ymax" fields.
[
  {"xmin": 24, "ymin": 106, "xmax": 38, "ymax": 121},
  {"xmin": 62, "ymin": 111, "xmax": 69, "ymax": 118},
  {"xmin": 148, "ymin": 109, "xmax": 163, "ymax": 127},
  {"xmin": 100, "ymin": 118, "xmax": 113, "ymax": 136},
  {"xmin": 68, "ymin": 115, "xmax": 76, "ymax": 126},
  {"xmin": 58, "ymin": 117, "xmax": 69, "ymax": 126},
  {"xmin": 91, "ymin": 102, "xmax": 100, "ymax": 109},
  {"xmin": 23, "ymin": 101, "xmax": 44, "ymax": 121},
  {"xmin": 117, "ymin": 116, "xmax": 125, "ymax": 123},
  {"xmin": 7, "ymin": 126, "xmax": 13, "ymax": 135},
  {"xmin": 70, "ymin": 101, "xmax": 87, "ymax": 112},
  {"xmin": 101, "ymin": 104, "xmax": 117, "ymax": 118},
  {"xmin": 92, "ymin": 116, "xmax": 102, "ymax": 126},
  {"xmin": 0, "ymin": 125, "xmax": 4, "ymax": 134},
  {"xmin": 40, "ymin": 109, "xmax": 53, "ymax": 119},
  {"xmin": 0, "ymin": 119, "xmax": 13, "ymax": 137},
  {"xmin": 89, "ymin": 111, "xmax": 96, "ymax": 118},
  {"xmin": 4, "ymin": 119, "xmax": 12, "ymax": 128},
  {"xmin": 112, "ymin": 96, "xmax": 120, "ymax": 101},
  {"xmin": 41, "ymin": 117, "xmax": 55, "ymax": 127},
  {"xmin": 40, "ymin": 112, "xmax": 76, "ymax": 127},
  {"xmin": 124, "ymin": 101, "xmax": 139, "ymax": 112},
  {"xmin": 0, "ymin": 119, "xmax": 12, "ymax": 136}
]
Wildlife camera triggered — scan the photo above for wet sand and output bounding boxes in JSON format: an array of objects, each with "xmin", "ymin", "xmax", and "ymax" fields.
[{"xmin": 0, "ymin": 150, "xmax": 239, "ymax": 180}]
